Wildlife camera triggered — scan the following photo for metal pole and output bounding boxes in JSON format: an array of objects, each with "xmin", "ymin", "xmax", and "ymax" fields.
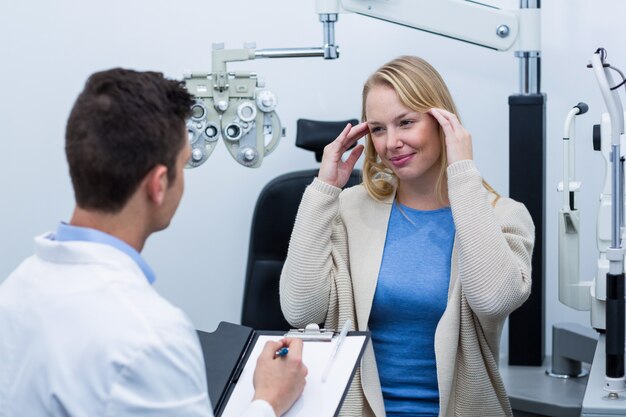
[{"xmin": 255, "ymin": 48, "xmax": 325, "ymax": 59}]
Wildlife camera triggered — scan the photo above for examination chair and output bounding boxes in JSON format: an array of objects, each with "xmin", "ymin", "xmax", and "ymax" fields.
[{"xmin": 241, "ymin": 118, "xmax": 361, "ymax": 331}]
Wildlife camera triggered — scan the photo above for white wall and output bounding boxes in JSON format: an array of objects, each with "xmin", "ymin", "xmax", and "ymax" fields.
[{"xmin": 1, "ymin": 0, "xmax": 624, "ymax": 358}]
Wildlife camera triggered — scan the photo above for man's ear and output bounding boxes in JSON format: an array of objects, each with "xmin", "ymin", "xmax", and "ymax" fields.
[{"xmin": 145, "ymin": 165, "xmax": 169, "ymax": 206}]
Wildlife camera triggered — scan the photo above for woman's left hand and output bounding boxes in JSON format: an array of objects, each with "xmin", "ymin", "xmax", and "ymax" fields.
[{"xmin": 428, "ymin": 108, "xmax": 473, "ymax": 165}]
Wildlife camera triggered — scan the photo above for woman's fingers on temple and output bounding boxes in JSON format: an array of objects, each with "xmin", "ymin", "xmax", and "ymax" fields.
[
  {"xmin": 430, "ymin": 109, "xmax": 453, "ymax": 133},
  {"xmin": 338, "ymin": 122, "xmax": 368, "ymax": 152},
  {"xmin": 345, "ymin": 122, "xmax": 368, "ymax": 140},
  {"xmin": 430, "ymin": 108, "xmax": 463, "ymax": 134}
]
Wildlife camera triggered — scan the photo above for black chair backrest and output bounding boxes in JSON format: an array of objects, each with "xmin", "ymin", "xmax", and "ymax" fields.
[{"xmin": 241, "ymin": 118, "xmax": 361, "ymax": 331}]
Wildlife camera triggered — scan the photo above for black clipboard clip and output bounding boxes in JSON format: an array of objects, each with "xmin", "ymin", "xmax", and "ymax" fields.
[{"xmin": 284, "ymin": 323, "xmax": 334, "ymax": 341}]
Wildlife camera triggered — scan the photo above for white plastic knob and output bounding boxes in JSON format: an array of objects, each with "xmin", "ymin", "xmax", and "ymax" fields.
[
  {"xmin": 216, "ymin": 100, "xmax": 228, "ymax": 112},
  {"xmin": 243, "ymin": 148, "xmax": 256, "ymax": 161},
  {"xmin": 237, "ymin": 101, "xmax": 257, "ymax": 122},
  {"xmin": 256, "ymin": 90, "xmax": 277, "ymax": 112},
  {"xmin": 192, "ymin": 148, "xmax": 203, "ymax": 161}
]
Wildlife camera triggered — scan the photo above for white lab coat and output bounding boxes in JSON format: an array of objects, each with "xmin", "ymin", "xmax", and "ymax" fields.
[{"xmin": 0, "ymin": 234, "xmax": 274, "ymax": 417}]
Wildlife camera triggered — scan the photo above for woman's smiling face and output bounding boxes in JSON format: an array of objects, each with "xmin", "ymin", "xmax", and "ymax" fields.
[{"xmin": 366, "ymin": 83, "xmax": 442, "ymax": 188}]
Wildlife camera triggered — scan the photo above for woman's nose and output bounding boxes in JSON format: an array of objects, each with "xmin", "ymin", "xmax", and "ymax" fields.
[{"xmin": 386, "ymin": 128, "xmax": 402, "ymax": 149}]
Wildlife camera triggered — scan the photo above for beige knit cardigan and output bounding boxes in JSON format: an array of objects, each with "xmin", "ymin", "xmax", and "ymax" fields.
[{"xmin": 280, "ymin": 160, "xmax": 535, "ymax": 417}]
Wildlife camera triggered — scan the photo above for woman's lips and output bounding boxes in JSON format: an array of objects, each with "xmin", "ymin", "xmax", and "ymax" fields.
[{"xmin": 389, "ymin": 153, "xmax": 414, "ymax": 167}]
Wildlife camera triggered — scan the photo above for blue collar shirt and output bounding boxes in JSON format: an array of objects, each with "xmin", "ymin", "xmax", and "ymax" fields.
[{"xmin": 52, "ymin": 222, "xmax": 156, "ymax": 284}]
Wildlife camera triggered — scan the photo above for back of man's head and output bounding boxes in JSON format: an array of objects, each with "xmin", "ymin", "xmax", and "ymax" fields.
[{"xmin": 65, "ymin": 68, "xmax": 193, "ymax": 213}]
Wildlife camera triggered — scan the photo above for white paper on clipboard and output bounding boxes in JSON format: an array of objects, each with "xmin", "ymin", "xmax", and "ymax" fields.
[{"xmin": 220, "ymin": 333, "xmax": 368, "ymax": 417}]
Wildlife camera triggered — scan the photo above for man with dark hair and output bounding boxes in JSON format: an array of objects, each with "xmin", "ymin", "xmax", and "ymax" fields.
[{"xmin": 0, "ymin": 68, "xmax": 307, "ymax": 417}]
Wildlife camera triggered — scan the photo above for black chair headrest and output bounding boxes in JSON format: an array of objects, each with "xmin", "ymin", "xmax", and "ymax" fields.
[{"xmin": 296, "ymin": 118, "xmax": 360, "ymax": 162}]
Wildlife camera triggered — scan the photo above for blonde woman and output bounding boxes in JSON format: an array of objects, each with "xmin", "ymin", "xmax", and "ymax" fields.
[{"xmin": 280, "ymin": 56, "xmax": 534, "ymax": 417}]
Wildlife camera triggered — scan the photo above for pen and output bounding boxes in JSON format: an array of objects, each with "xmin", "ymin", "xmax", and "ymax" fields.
[
  {"xmin": 321, "ymin": 319, "xmax": 352, "ymax": 382},
  {"xmin": 275, "ymin": 347, "xmax": 289, "ymax": 357}
]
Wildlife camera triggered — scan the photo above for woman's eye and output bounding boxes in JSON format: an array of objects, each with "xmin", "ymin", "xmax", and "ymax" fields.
[
  {"xmin": 400, "ymin": 119, "xmax": 415, "ymax": 127},
  {"xmin": 370, "ymin": 126, "xmax": 383, "ymax": 134}
]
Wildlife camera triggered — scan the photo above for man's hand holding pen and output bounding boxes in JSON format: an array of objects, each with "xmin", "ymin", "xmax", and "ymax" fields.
[
  {"xmin": 275, "ymin": 346, "xmax": 289, "ymax": 357},
  {"xmin": 253, "ymin": 338, "xmax": 308, "ymax": 416}
]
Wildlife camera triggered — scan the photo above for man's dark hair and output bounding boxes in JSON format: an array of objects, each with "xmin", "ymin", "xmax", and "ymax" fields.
[{"xmin": 65, "ymin": 68, "xmax": 194, "ymax": 212}]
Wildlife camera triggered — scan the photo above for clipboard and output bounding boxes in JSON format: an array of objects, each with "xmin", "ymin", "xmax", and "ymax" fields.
[{"xmin": 197, "ymin": 321, "xmax": 369, "ymax": 417}]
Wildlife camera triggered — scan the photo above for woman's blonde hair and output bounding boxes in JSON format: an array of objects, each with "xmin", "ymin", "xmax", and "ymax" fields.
[{"xmin": 361, "ymin": 55, "xmax": 499, "ymax": 204}]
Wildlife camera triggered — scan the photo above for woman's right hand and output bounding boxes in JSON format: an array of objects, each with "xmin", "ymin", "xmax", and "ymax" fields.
[{"xmin": 317, "ymin": 122, "xmax": 369, "ymax": 188}]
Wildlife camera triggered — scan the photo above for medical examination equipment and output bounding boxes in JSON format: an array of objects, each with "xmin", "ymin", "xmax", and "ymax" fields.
[
  {"xmin": 183, "ymin": 47, "xmax": 283, "ymax": 169},
  {"xmin": 182, "ymin": 1, "xmax": 345, "ymax": 168},
  {"xmin": 557, "ymin": 101, "xmax": 589, "ymax": 312},
  {"xmin": 588, "ymin": 46, "xmax": 626, "ymax": 403},
  {"xmin": 555, "ymin": 48, "xmax": 626, "ymax": 414}
]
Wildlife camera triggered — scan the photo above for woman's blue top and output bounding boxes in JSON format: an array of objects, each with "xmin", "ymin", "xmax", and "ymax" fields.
[{"xmin": 369, "ymin": 202, "xmax": 455, "ymax": 417}]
